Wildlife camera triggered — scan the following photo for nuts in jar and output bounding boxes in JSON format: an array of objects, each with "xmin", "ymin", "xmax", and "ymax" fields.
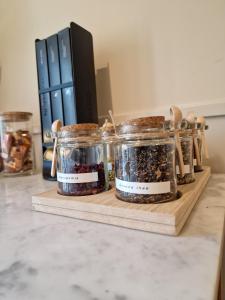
[{"xmin": 0, "ymin": 112, "xmax": 33, "ymax": 175}]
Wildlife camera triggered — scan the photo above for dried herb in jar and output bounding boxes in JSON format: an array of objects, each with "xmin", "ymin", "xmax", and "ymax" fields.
[
  {"xmin": 115, "ymin": 116, "xmax": 177, "ymax": 204},
  {"xmin": 57, "ymin": 161, "xmax": 106, "ymax": 196},
  {"xmin": 56, "ymin": 123, "xmax": 107, "ymax": 196},
  {"xmin": 115, "ymin": 143, "xmax": 176, "ymax": 203}
]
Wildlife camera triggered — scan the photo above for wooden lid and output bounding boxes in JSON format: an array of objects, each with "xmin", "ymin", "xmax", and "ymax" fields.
[
  {"xmin": 118, "ymin": 116, "xmax": 166, "ymax": 136},
  {"xmin": 0, "ymin": 111, "xmax": 32, "ymax": 121},
  {"xmin": 60, "ymin": 123, "xmax": 99, "ymax": 132},
  {"xmin": 120, "ymin": 116, "xmax": 165, "ymax": 128}
]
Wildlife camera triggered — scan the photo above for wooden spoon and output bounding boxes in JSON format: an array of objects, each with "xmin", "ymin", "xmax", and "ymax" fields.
[
  {"xmin": 197, "ymin": 116, "xmax": 209, "ymax": 159},
  {"xmin": 193, "ymin": 134, "xmax": 201, "ymax": 166},
  {"xmin": 108, "ymin": 110, "xmax": 117, "ymax": 136},
  {"xmin": 51, "ymin": 120, "xmax": 62, "ymax": 177},
  {"xmin": 186, "ymin": 111, "xmax": 201, "ymax": 166},
  {"xmin": 170, "ymin": 106, "xmax": 185, "ymax": 177},
  {"xmin": 186, "ymin": 111, "xmax": 195, "ymax": 124}
]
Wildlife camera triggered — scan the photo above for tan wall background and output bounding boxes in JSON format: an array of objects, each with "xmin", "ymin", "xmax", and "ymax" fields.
[{"xmin": 0, "ymin": 0, "xmax": 225, "ymax": 172}]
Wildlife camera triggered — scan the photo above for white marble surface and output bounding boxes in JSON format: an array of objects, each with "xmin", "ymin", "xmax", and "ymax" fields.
[{"xmin": 0, "ymin": 174, "xmax": 225, "ymax": 300}]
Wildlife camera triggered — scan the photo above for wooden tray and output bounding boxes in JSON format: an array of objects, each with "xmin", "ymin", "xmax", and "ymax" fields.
[{"xmin": 32, "ymin": 166, "xmax": 211, "ymax": 236}]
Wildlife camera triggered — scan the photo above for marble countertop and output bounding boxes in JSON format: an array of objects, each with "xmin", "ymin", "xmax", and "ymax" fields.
[{"xmin": 0, "ymin": 174, "xmax": 225, "ymax": 300}]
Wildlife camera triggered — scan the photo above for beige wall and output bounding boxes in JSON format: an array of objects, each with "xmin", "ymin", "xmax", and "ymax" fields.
[{"xmin": 0, "ymin": 0, "xmax": 225, "ymax": 172}]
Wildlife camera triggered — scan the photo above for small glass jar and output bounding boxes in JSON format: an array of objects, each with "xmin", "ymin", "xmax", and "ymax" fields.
[
  {"xmin": 115, "ymin": 117, "xmax": 177, "ymax": 204},
  {"xmin": 0, "ymin": 112, "xmax": 34, "ymax": 176},
  {"xmin": 56, "ymin": 123, "xmax": 108, "ymax": 196},
  {"xmin": 100, "ymin": 120, "xmax": 116, "ymax": 184},
  {"xmin": 176, "ymin": 130, "xmax": 195, "ymax": 184}
]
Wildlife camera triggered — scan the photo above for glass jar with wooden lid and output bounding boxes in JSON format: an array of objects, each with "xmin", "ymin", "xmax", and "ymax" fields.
[
  {"xmin": 0, "ymin": 111, "xmax": 34, "ymax": 176},
  {"xmin": 56, "ymin": 123, "xmax": 108, "ymax": 196},
  {"xmin": 114, "ymin": 116, "xmax": 177, "ymax": 204}
]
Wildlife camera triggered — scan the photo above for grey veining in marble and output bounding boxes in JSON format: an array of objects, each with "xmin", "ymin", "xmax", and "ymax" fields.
[{"xmin": 0, "ymin": 174, "xmax": 225, "ymax": 300}]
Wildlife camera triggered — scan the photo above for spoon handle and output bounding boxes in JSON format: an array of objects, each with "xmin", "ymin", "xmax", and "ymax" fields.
[
  {"xmin": 51, "ymin": 137, "xmax": 58, "ymax": 177},
  {"xmin": 170, "ymin": 106, "xmax": 185, "ymax": 177},
  {"xmin": 175, "ymin": 131, "xmax": 185, "ymax": 177},
  {"xmin": 201, "ymin": 130, "xmax": 209, "ymax": 159},
  {"xmin": 193, "ymin": 136, "xmax": 201, "ymax": 166}
]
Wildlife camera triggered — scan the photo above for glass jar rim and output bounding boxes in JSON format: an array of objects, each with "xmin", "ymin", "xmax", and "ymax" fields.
[
  {"xmin": 116, "ymin": 130, "xmax": 172, "ymax": 141},
  {"xmin": 0, "ymin": 111, "xmax": 33, "ymax": 122}
]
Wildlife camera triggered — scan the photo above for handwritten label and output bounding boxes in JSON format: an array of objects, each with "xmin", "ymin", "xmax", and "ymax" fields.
[
  {"xmin": 115, "ymin": 178, "xmax": 170, "ymax": 195},
  {"xmin": 57, "ymin": 172, "xmax": 98, "ymax": 183}
]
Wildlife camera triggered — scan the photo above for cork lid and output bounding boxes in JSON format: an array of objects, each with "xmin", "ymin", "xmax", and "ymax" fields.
[
  {"xmin": 118, "ymin": 116, "xmax": 165, "ymax": 135},
  {"xmin": 121, "ymin": 116, "xmax": 165, "ymax": 127},
  {"xmin": 58, "ymin": 123, "xmax": 100, "ymax": 140},
  {"xmin": 0, "ymin": 111, "xmax": 32, "ymax": 122},
  {"xmin": 60, "ymin": 123, "xmax": 99, "ymax": 132}
]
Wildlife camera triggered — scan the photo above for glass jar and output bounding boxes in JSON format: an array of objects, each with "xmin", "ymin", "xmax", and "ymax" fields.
[
  {"xmin": 176, "ymin": 130, "xmax": 195, "ymax": 184},
  {"xmin": 0, "ymin": 112, "xmax": 34, "ymax": 176},
  {"xmin": 100, "ymin": 120, "xmax": 116, "ymax": 184},
  {"xmin": 56, "ymin": 123, "xmax": 108, "ymax": 196},
  {"xmin": 115, "ymin": 117, "xmax": 177, "ymax": 204}
]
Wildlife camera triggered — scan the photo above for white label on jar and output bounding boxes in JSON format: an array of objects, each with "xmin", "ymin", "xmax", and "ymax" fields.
[
  {"xmin": 193, "ymin": 159, "xmax": 197, "ymax": 166},
  {"xmin": 176, "ymin": 165, "xmax": 191, "ymax": 175},
  {"xmin": 57, "ymin": 172, "xmax": 98, "ymax": 183},
  {"xmin": 107, "ymin": 162, "xmax": 112, "ymax": 171},
  {"xmin": 115, "ymin": 178, "xmax": 170, "ymax": 195}
]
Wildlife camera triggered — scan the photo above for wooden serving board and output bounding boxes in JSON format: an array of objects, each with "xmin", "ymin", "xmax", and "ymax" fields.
[{"xmin": 32, "ymin": 166, "xmax": 211, "ymax": 236}]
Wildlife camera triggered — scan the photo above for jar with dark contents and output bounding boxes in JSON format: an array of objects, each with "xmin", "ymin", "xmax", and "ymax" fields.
[
  {"xmin": 176, "ymin": 130, "xmax": 195, "ymax": 184},
  {"xmin": 100, "ymin": 120, "xmax": 116, "ymax": 185},
  {"xmin": 0, "ymin": 112, "xmax": 34, "ymax": 176},
  {"xmin": 56, "ymin": 123, "xmax": 108, "ymax": 196},
  {"xmin": 115, "ymin": 117, "xmax": 177, "ymax": 204}
]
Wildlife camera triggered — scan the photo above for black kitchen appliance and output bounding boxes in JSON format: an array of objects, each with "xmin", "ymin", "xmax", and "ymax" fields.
[{"xmin": 35, "ymin": 22, "xmax": 98, "ymax": 180}]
